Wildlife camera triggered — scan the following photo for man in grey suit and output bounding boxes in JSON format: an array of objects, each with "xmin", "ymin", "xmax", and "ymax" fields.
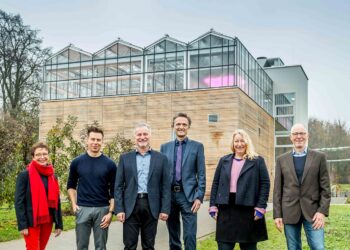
[
  {"xmin": 160, "ymin": 113, "xmax": 206, "ymax": 250},
  {"xmin": 114, "ymin": 123, "xmax": 171, "ymax": 250},
  {"xmin": 273, "ymin": 123, "xmax": 331, "ymax": 250}
]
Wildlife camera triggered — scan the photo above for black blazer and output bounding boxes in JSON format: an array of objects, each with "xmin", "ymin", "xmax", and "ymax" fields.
[
  {"xmin": 210, "ymin": 154, "xmax": 270, "ymax": 209},
  {"xmin": 114, "ymin": 150, "xmax": 171, "ymax": 219},
  {"xmin": 14, "ymin": 170, "xmax": 63, "ymax": 231}
]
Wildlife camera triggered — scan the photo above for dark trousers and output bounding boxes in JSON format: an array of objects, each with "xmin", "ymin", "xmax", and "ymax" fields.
[
  {"xmin": 123, "ymin": 197, "xmax": 158, "ymax": 250},
  {"xmin": 218, "ymin": 241, "xmax": 257, "ymax": 250},
  {"xmin": 167, "ymin": 191, "xmax": 197, "ymax": 250}
]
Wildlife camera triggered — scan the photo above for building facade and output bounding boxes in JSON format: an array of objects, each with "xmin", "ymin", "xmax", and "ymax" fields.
[
  {"xmin": 257, "ymin": 57, "xmax": 308, "ymax": 157},
  {"xmin": 40, "ymin": 30, "xmax": 307, "ymax": 196},
  {"xmin": 42, "ymin": 30, "xmax": 273, "ymax": 114}
]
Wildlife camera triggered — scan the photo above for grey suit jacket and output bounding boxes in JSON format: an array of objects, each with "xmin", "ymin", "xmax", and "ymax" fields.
[
  {"xmin": 160, "ymin": 139, "xmax": 206, "ymax": 202},
  {"xmin": 273, "ymin": 149, "xmax": 331, "ymax": 224},
  {"xmin": 114, "ymin": 150, "xmax": 171, "ymax": 219}
]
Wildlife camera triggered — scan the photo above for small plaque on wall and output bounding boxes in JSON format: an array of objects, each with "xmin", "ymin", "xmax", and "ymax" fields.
[{"xmin": 208, "ymin": 114, "xmax": 218, "ymax": 123}]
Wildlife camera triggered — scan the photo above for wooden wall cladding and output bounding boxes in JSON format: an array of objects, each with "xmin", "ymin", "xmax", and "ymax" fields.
[{"xmin": 40, "ymin": 87, "xmax": 275, "ymax": 199}]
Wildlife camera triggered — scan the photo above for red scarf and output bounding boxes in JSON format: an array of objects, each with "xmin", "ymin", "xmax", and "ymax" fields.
[{"xmin": 28, "ymin": 160, "xmax": 59, "ymax": 226}]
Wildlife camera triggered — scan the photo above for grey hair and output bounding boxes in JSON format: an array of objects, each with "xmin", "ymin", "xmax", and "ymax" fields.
[
  {"xmin": 290, "ymin": 123, "xmax": 308, "ymax": 134},
  {"xmin": 134, "ymin": 122, "xmax": 151, "ymax": 135}
]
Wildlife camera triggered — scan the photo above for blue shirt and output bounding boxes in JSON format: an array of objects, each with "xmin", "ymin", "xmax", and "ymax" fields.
[
  {"xmin": 136, "ymin": 150, "xmax": 151, "ymax": 193},
  {"xmin": 292, "ymin": 147, "xmax": 308, "ymax": 157}
]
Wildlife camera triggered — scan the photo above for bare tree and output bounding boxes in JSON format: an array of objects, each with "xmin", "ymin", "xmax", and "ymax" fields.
[
  {"xmin": 309, "ymin": 118, "xmax": 350, "ymax": 184},
  {"xmin": 0, "ymin": 10, "xmax": 50, "ymax": 117}
]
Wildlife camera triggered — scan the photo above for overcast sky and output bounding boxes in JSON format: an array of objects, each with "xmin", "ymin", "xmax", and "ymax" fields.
[{"xmin": 2, "ymin": 0, "xmax": 349, "ymax": 127}]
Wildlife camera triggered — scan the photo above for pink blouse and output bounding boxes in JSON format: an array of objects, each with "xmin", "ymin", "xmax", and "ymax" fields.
[{"xmin": 230, "ymin": 158, "xmax": 245, "ymax": 192}]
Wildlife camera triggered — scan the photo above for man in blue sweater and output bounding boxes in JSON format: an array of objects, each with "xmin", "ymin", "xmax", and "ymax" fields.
[
  {"xmin": 273, "ymin": 123, "xmax": 330, "ymax": 250},
  {"xmin": 67, "ymin": 126, "xmax": 117, "ymax": 250}
]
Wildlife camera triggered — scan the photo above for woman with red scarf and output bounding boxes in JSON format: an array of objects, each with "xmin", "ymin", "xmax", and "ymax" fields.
[{"xmin": 15, "ymin": 142, "xmax": 63, "ymax": 250}]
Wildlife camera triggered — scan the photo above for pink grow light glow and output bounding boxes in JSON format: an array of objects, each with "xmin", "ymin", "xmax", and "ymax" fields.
[{"xmin": 203, "ymin": 74, "xmax": 235, "ymax": 87}]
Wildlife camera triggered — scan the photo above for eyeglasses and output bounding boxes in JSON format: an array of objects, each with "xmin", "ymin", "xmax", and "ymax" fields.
[
  {"xmin": 34, "ymin": 153, "xmax": 49, "ymax": 157},
  {"xmin": 291, "ymin": 132, "xmax": 307, "ymax": 136}
]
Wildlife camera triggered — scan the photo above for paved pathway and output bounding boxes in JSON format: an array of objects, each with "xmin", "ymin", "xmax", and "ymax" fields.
[
  {"xmin": 1, "ymin": 196, "xmax": 345, "ymax": 249},
  {"xmin": 330, "ymin": 197, "xmax": 347, "ymax": 204},
  {"xmin": 0, "ymin": 201, "xmax": 216, "ymax": 250}
]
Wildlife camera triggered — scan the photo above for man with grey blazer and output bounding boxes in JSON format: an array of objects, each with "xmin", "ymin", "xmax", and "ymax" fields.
[
  {"xmin": 273, "ymin": 123, "xmax": 331, "ymax": 250},
  {"xmin": 160, "ymin": 113, "xmax": 206, "ymax": 250}
]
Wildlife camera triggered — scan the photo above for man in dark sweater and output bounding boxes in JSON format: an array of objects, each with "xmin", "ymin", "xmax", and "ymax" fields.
[
  {"xmin": 273, "ymin": 123, "xmax": 330, "ymax": 250},
  {"xmin": 67, "ymin": 126, "xmax": 117, "ymax": 250}
]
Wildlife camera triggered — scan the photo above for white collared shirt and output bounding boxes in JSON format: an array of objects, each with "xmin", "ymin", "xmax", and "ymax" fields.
[{"xmin": 292, "ymin": 147, "xmax": 308, "ymax": 157}]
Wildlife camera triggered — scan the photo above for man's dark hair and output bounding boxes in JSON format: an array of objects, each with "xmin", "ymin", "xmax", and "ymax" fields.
[
  {"xmin": 87, "ymin": 126, "xmax": 104, "ymax": 137},
  {"xmin": 31, "ymin": 142, "xmax": 49, "ymax": 157},
  {"xmin": 172, "ymin": 113, "xmax": 191, "ymax": 128}
]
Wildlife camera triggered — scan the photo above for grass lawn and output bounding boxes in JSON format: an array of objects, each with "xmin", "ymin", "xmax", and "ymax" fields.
[
  {"xmin": 338, "ymin": 184, "xmax": 350, "ymax": 191},
  {"xmin": 0, "ymin": 202, "xmax": 117, "ymax": 242},
  {"xmin": 0, "ymin": 203, "xmax": 75, "ymax": 242},
  {"xmin": 338, "ymin": 184, "xmax": 350, "ymax": 195},
  {"xmin": 198, "ymin": 205, "xmax": 350, "ymax": 250}
]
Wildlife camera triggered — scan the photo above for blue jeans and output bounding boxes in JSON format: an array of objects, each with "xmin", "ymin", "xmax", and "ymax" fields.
[
  {"xmin": 167, "ymin": 191, "xmax": 197, "ymax": 250},
  {"xmin": 284, "ymin": 218, "xmax": 324, "ymax": 250}
]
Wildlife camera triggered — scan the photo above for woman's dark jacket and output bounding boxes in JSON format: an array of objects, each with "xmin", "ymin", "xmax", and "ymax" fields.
[
  {"xmin": 14, "ymin": 170, "xmax": 63, "ymax": 231},
  {"xmin": 210, "ymin": 154, "xmax": 270, "ymax": 209}
]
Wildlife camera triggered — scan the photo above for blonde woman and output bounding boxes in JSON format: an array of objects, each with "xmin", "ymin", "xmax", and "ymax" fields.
[{"xmin": 209, "ymin": 129, "xmax": 270, "ymax": 250}]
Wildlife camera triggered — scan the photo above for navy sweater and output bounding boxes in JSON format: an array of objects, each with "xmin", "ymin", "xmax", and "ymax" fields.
[
  {"xmin": 293, "ymin": 155, "xmax": 307, "ymax": 184},
  {"xmin": 67, "ymin": 153, "xmax": 117, "ymax": 207}
]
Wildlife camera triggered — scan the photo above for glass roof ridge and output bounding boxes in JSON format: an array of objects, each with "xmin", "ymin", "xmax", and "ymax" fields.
[
  {"xmin": 189, "ymin": 28, "xmax": 236, "ymax": 45},
  {"xmin": 46, "ymin": 29, "xmax": 240, "ymax": 63},
  {"xmin": 144, "ymin": 34, "xmax": 187, "ymax": 50},
  {"xmin": 47, "ymin": 43, "xmax": 92, "ymax": 61},
  {"xmin": 94, "ymin": 37, "xmax": 143, "ymax": 56}
]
